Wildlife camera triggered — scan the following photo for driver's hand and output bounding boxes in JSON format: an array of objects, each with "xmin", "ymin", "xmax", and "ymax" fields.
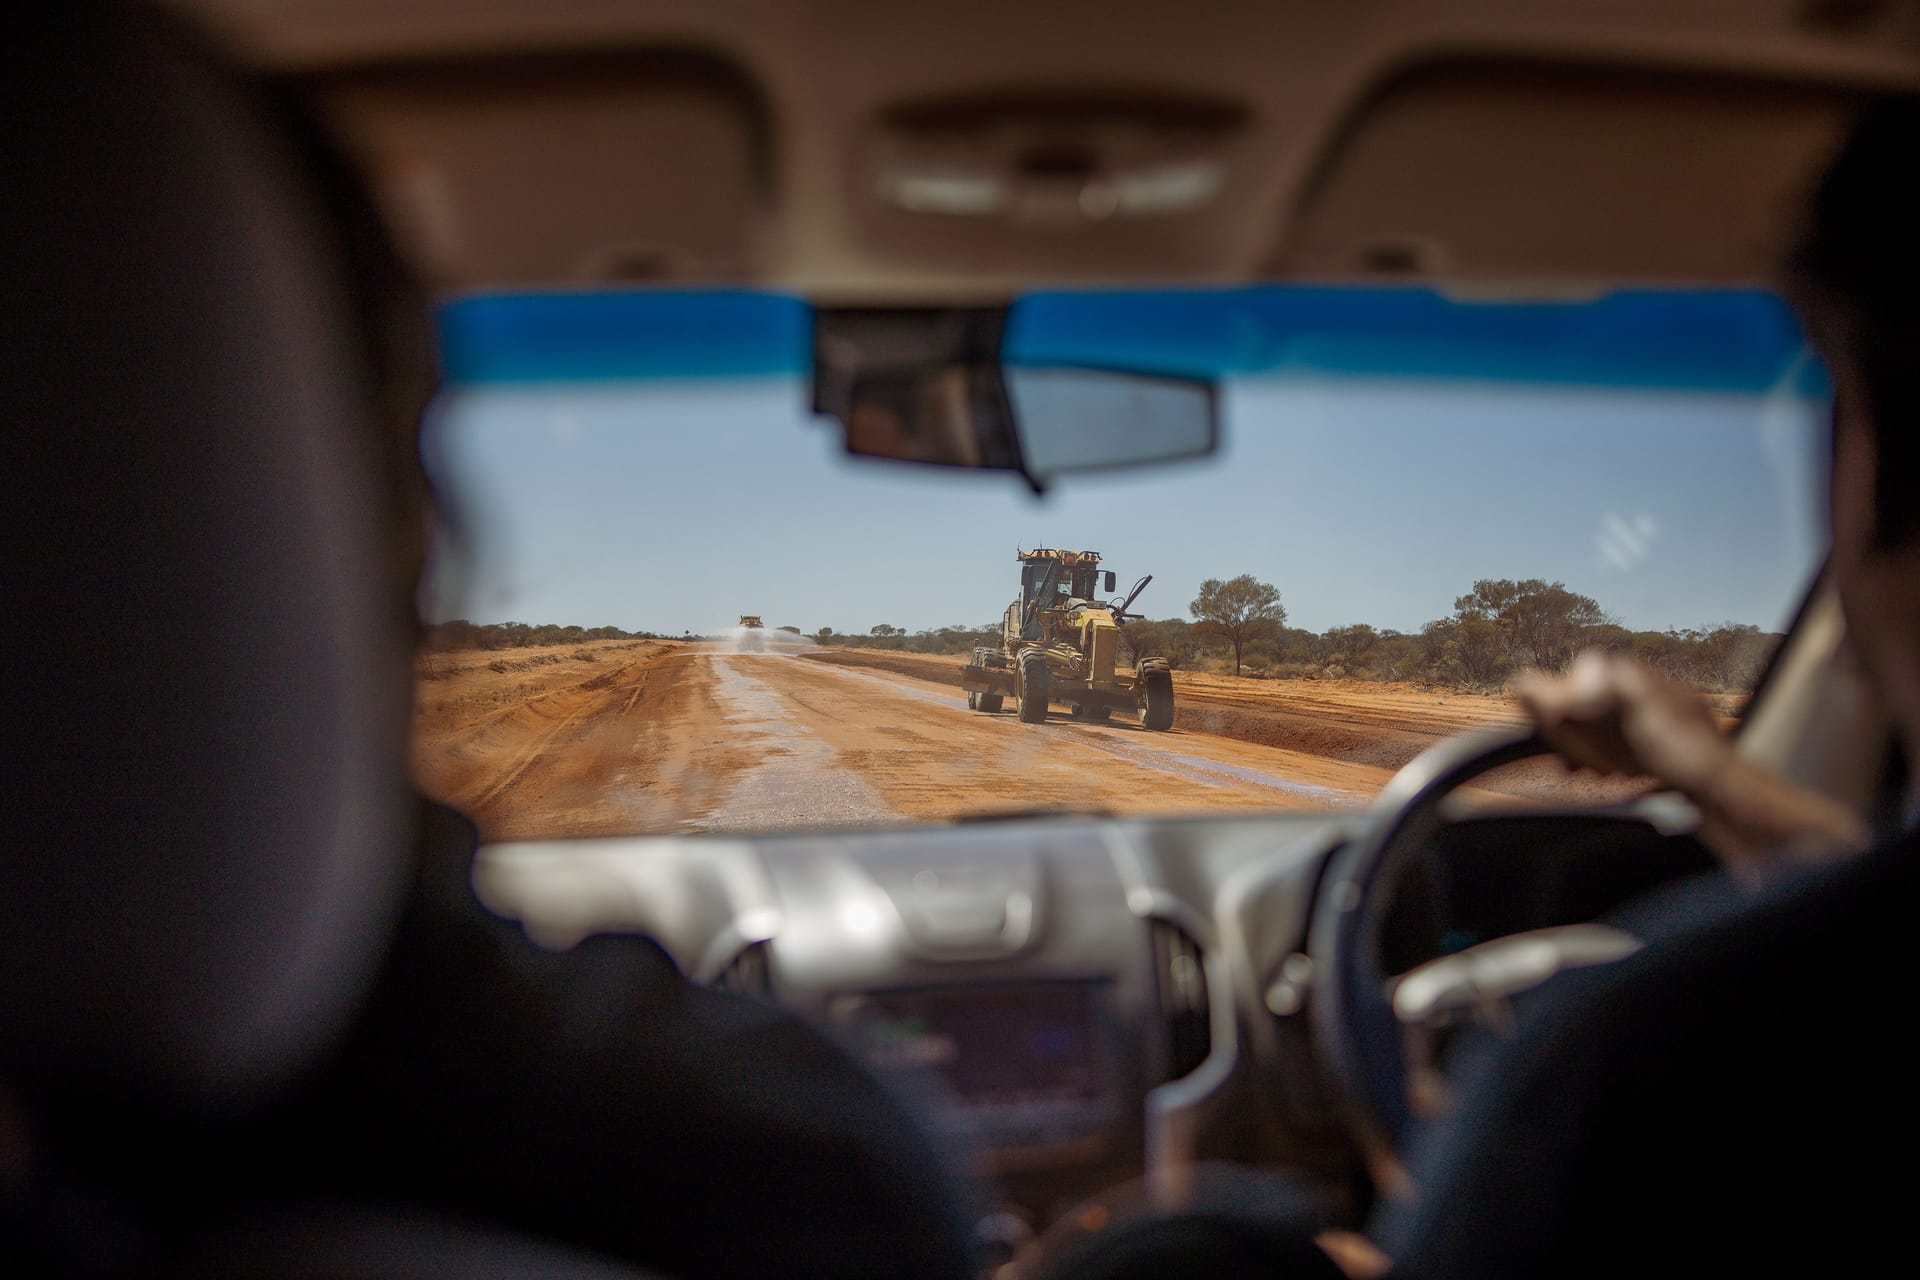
[
  {"xmin": 1514, "ymin": 651, "xmax": 1869, "ymax": 877},
  {"xmin": 1513, "ymin": 651, "xmax": 1730, "ymax": 794}
]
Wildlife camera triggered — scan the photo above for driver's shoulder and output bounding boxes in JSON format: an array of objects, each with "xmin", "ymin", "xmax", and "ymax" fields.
[
  {"xmin": 1412, "ymin": 833, "xmax": 1916, "ymax": 1149},
  {"xmin": 1502, "ymin": 830, "xmax": 1914, "ymax": 1110},
  {"xmin": 1632, "ymin": 828, "xmax": 1915, "ymax": 985},
  {"xmin": 1384, "ymin": 837, "xmax": 1916, "ymax": 1277}
]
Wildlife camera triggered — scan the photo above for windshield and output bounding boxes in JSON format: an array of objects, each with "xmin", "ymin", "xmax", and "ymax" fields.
[{"xmin": 412, "ymin": 286, "xmax": 1825, "ymax": 839}]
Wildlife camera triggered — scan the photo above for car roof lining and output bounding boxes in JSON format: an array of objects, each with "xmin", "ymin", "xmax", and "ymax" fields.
[
  {"xmin": 307, "ymin": 49, "xmax": 774, "ymax": 290},
  {"xmin": 176, "ymin": 0, "xmax": 1920, "ymax": 300},
  {"xmin": 1270, "ymin": 57, "xmax": 1865, "ymax": 290}
]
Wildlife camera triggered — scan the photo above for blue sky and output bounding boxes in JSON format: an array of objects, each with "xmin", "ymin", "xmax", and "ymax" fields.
[{"xmin": 423, "ymin": 373, "xmax": 1825, "ymax": 639}]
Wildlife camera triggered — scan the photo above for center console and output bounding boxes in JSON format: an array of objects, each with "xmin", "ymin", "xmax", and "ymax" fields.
[{"xmin": 837, "ymin": 979, "xmax": 1123, "ymax": 1158}]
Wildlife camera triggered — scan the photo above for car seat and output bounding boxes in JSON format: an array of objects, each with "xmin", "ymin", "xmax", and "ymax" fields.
[{"xmin": 0, "ymin": 5, "xmax": 663, "ymax": 1275}]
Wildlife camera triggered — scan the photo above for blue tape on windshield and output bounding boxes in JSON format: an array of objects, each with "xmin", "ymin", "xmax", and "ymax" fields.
[
  {"xmin": 436, "ymin": 284, "xmax": 1827, "ymax": 397},
  {"xmin": 1005, "ymin": 286, "xmax": 1825, "ymax": 395},
  {"xmin": 439, "ymin": 290, "xmax": 810, "ymax": 382}
]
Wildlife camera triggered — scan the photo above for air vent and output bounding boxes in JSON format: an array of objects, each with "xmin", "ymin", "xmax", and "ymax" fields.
[
  {"xmin": 712, "ymin": 941, "xmax": 774, "ymax": 998},
  {"xmin": 1150, "ymin": 918, "xmax": 1212, "ymax": 1082}
]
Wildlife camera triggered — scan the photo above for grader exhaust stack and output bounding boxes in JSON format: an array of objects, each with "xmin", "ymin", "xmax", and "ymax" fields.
[{"xmin": 961, "ymin": 548, "xmax": 1174, "ymax": 730}]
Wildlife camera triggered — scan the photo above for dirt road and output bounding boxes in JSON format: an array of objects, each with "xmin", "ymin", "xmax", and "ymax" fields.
[{"xmin": 415, "ymin": 642, "xmax": 1638, "ymax": 840}]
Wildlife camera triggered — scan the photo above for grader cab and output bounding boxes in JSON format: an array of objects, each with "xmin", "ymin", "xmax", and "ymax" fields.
[{"xmin": 960, "ymin": 548, "xmax": 1172, "ymax": 729}]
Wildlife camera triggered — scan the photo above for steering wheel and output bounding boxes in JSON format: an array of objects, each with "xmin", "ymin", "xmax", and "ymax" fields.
[{"xmin": 1306, "ymin": 727, "xmax": 1645, "ymax": 1160}]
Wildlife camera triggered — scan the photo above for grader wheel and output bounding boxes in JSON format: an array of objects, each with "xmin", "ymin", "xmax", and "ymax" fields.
[
  {"xmin": 1017, "ymin": 650, "xmax": 1052, "ymax": 723},
  {"xmin": 1137, "ymin": 660, "xmax": 1174, "ymax": 731}
]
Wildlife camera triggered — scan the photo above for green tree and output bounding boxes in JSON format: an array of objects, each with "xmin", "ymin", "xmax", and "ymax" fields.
[
  {"xmin": 1322, "ymin": 623, "xmax": 1380, "ymax": 676},
  {"xmin": 1452, "ymin": 578, "xmax": 1607, "ymax": 674},
  {"xmin": 1118, "ymin": 618, "xmax": 1202, "ymax": 670},
  {"xmin": 1189, "ymin": 575, "xmax": 1287, "ymax": 677},
  {"xmin": 1421, "ymin": 615, "xmax": 1508, "ymax": 689}
]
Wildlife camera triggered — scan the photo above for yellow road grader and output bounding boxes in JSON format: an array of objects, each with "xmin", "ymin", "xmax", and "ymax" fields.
[{"xmin": 961, "ymin": 548, "xmax": 1172, "ymax": 729}]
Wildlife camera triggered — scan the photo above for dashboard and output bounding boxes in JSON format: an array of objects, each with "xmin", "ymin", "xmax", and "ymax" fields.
[
  {"xmin": 472, "ymin": 803, "xmax": 1707, "ymax": 1261},
  {"xmin": 474, "ymin": 811, "xmax": 1374, "ymax": 1248}
]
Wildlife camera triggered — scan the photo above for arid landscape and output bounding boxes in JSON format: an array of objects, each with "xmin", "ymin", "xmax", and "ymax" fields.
[{"xmin": 412, "ymin": 640, "xmax": 1715, "ymax": 840}]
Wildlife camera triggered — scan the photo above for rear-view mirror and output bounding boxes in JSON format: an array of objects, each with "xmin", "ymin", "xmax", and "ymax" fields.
[
  {"xmin": 838, "ymin": 363, "xmax": 1216, "ymax": 487},
  {"xmin": 814, "ymin": 305, "xmax": 1220, "ymax": 494},
  {"xmin": 838, "ymin": 364, "xmax": 1024, "ymax": 471},
  {"xmin": 1004, "ymin": 367, "xmax": 1216, "ymax": 480}
]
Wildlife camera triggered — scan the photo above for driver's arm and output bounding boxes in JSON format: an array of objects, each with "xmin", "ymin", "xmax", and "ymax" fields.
[{"xmin": 1513, "ymin": 651, "xmax": 1870, "ymax": 879}]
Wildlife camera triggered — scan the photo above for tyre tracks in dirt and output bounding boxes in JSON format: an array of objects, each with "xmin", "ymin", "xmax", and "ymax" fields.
[
  {"xmin": 415, "ymin": 640, "xmax": 1639, "ymax": 841},
  {"xmin": 795, "ymin": 647, "xmax": 1647, "ymax": 806},
  {"xmin": 417, "ymin": 642, "xmax": 743, "ymax": 837}
]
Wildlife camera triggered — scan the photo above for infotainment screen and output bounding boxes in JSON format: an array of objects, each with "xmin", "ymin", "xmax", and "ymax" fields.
[{"xmin": 842, "ymin": 982, "xmax": 1117, "ymax": 1151}]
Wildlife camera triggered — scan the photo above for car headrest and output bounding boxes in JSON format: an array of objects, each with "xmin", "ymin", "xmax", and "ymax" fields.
[{"xmin": 1, "ymin": 5, "xmax": 417, "ymax": 1110}]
